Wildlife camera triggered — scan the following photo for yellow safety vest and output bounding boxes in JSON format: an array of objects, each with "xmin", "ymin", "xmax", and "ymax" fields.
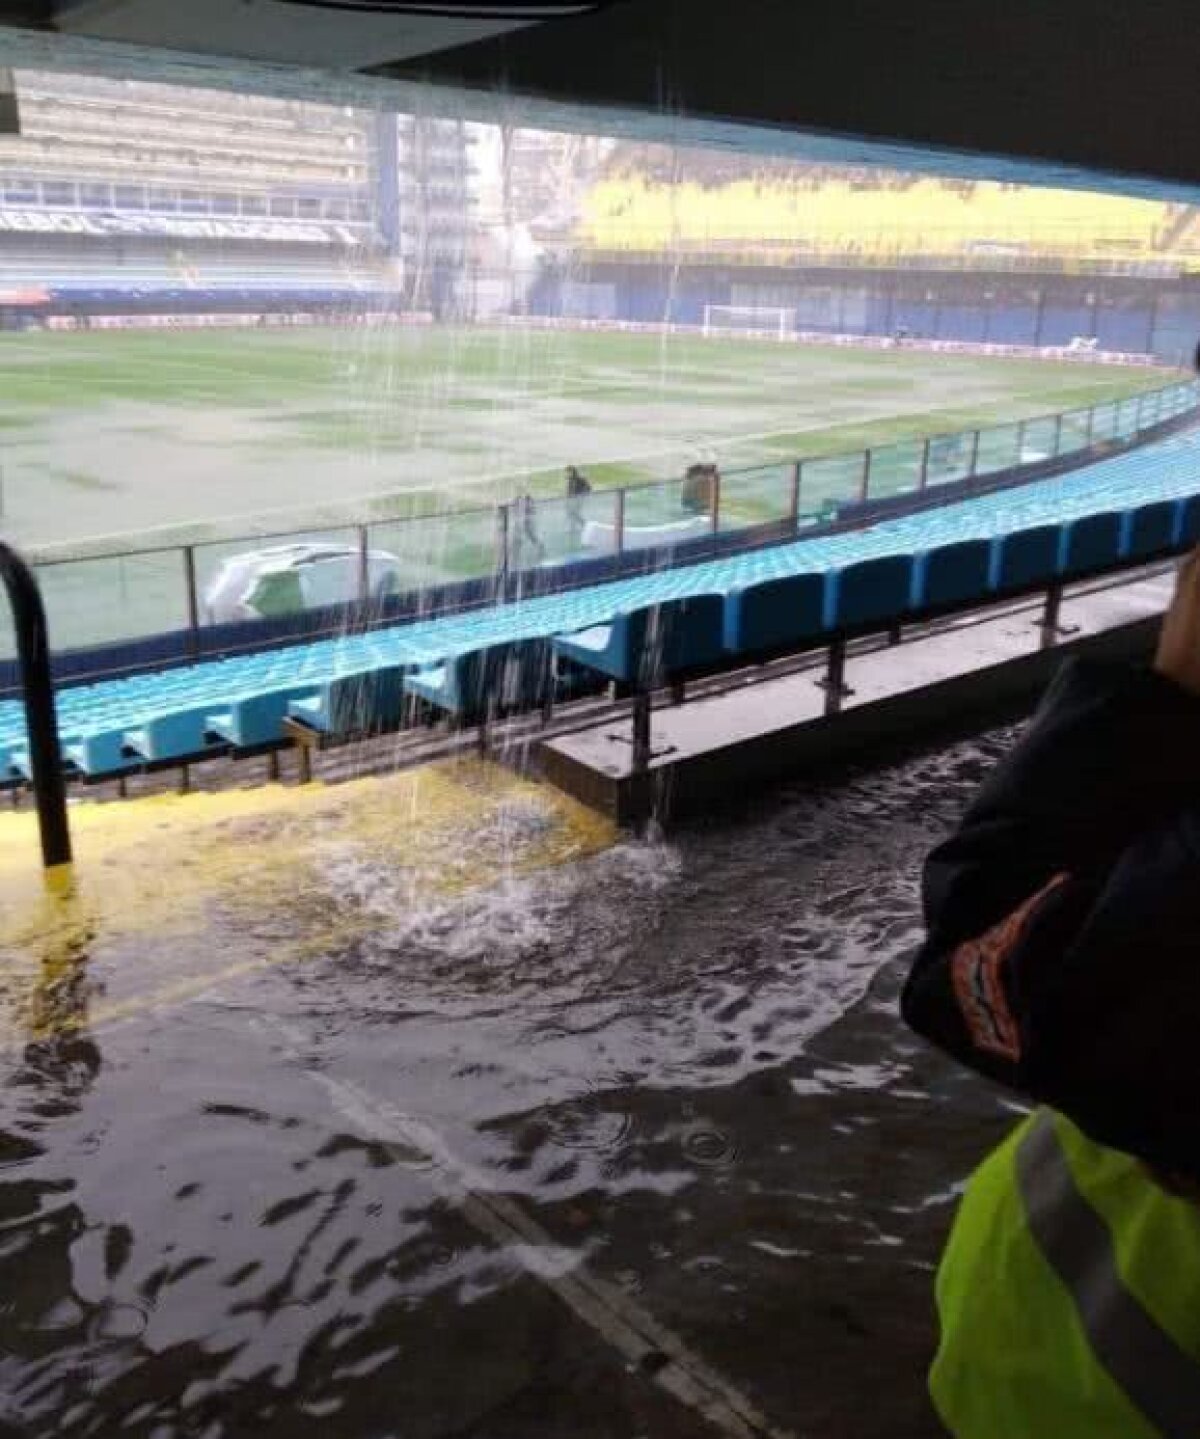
[{"xmin": 932, "ymin": 1109, "xmax": 1200, "ymax": 1439}]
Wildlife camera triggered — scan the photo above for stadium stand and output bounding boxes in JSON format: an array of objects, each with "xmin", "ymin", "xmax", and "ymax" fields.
[
  {"xmin": 579, "ymin": 174, "xmax": 1174, "ymax": 265},
  {"xmin": 0, "ymin": 70, "xmax": 472, "ymax": 316},
  {"xmin": 3, "ymin": 414, "xmax": 1199, "ymax": 781}
]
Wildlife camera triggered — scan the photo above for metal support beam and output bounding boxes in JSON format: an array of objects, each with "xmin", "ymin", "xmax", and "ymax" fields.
[
  {"xmin": 816, "ymin": 637, "xmax": 854, "ymax": 717},
  {"xmin": 631, "ymin": 690, "xmax": 652, "ymax": 774},
  {"xmin": 0, "ymin": 543, "xmax": 71, "ymax": 872}
]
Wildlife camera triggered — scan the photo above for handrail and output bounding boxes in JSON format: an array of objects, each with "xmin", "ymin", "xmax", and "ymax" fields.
[{"xmin": 0, "ymin": 543, "xmax": 72, "ymax": 872}]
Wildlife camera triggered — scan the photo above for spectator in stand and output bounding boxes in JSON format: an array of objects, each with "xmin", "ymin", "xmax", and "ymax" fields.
[
  {"xmin": 681, "ymin": 462, "xmax": 719, "ymax": 516},
  {"xmin": 566, "ymin": 466, "xmax": 592, "ymax": 549}
]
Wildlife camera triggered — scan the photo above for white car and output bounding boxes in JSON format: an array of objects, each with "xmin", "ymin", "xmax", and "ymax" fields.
[{"xmin": 203, "ymin": 542, "xmax": 404, "ymax": 625}]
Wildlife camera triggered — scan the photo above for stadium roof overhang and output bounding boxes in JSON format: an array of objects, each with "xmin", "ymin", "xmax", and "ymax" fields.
[
  {"xmin": 1, "ymin": 0, "xmax": 1199, "ymax": 201},
  {"xmin": 24, "ymin": 2, "xmax": 616, "ymax": 69}
]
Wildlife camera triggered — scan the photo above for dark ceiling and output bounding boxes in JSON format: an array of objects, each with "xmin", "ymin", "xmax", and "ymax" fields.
[
  {"xmin": 1, "ymin": 0, "xmax": 1198, "ymax": 193},
  {"xmin": 383, "ymin": 0, "xmax": 1200, "ymax": 193}
]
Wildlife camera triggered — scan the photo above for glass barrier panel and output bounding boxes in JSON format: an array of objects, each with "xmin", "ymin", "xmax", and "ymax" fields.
[
  {"xmin": 521, "ymin": 491, "xmax": 621, "ymax": 566},
  {"xmin": 1114, "ymin": 397, "xmax": 1140, "ymax": 438},
  {"xmin": 193, "ymin": 525, "xmax": 369, "ymax": 627},
  {"xmin": 973, "ymin": 424, "xmax": 1022, "ymax": 477},
  {"xmin": 924, "ymin": 432, "xmax": 974, "ymax": 487},
  {"xmin": 1019, "ymin": 416, "xmax": 1059, "ymax": 462},
  {"xmin": 865, "ymin": 441, "xmax": 924, "ymax": 499},
  {"xmin": 1057, "ymin": 408, "xmax": 1091, "ymax": 454},
  {"xmin": 1138, "ymin": 391, "xmax": 1161, "ymax": 430},
  {"xmin": 368, "ymin": 510, "xmax": 498, "ymax": 591},
  {"xmin": 623, "ymin": 477, "xmax": 714, "ymax": 550},
  {"xmin": 0, "ymin": 549, "xmax": 190, "ymax": 660},
  {"xmin": 1090, "ymin": 402, "xmax": 1118, "ymax": 442},
  {"xmin": 798, "ymin": 453, "xmax": 866, "ymax": 522},
  {"xmin": 718, "ymin": 463, "xmax": 794, "ymax": 533}
]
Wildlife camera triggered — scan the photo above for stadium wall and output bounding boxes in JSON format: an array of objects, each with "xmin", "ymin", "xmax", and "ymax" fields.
[{"xmin": 529, "ymin": 262, "xmax": 1200, "ymax": 364}]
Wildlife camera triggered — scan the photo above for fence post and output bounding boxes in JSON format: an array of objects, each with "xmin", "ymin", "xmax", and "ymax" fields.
[
  {"xmin": 859, "ymin": 450, "xmax": 871, "ymax": 502},
  {"xmin": 918, "ymin": 438, "xmax": 931, "ymax": 490},
  {"xmin": 182, "ymin": 545, "xmax": 200, "ymax": 656},
  {"xmin": 710, "ymin": 469, "xmax": 722, "ymax": 535},
  {"xmin": 1085, "ymin": 405, "xmax": 1096, "ymax": 447},
  {"xmin": 495, "ymin": 502, "xmax": 510, "ymax": 597},
  {"xmin": 356, "ymin": 524, "xmax": 370, "ymax": 605},
  {"xmin": 790, "ymin": 460, "xmax": 802, "ymax": 525},
  {"xmin": 1053, "ymin": 412, "xmax": 1064, "ymax": 457},
  {"xmin": 968, "ymin": 427, "xmax": 981, "ymax": 478},
  {"xmin": 614, "ymin": 487, "xmax": 626, "ymax": 557}
]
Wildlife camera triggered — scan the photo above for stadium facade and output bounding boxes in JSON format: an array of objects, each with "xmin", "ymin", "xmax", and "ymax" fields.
[{"xmin": 0, "ymin": 69, "xmax": 475, "ymax": 323}]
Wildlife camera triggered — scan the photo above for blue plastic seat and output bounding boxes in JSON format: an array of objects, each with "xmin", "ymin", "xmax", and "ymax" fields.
[
  {"xmin": 1057, "ymin": 511, "xmax": 1123, "ymax": 575},
  {"xmin": 205, "ymin": 683, "xmax": 322, "ymax": 748},
  {"xmin": 287, "ymin": 667, "xmax": 406, "ymax": 735},
  {"xmin": 723, "ymin": 573, "xmax": 826, "ymax": 654},
  {"xmin": 823, "ymin": 555, "xmax": 913, "ymax": 630},
  {"xmin": 404, "ymin": 649, "xmax": 494, "ymax": 718},
  {"xmin": 909, "ymin": 539, "xmax": 992, "ymax": 610},
  {"xmin": 123, "ymin": 707, "xmax": 225, "ymax": 763},
  {"xmin": 1120, "ymin": 500, "xmax": 1176, "ymax": 560},
  {"xmin": 988, "ymin": 524, "xmax": 1061, "ymax": 591},
  {"xmin": 64, "ymin": 731, "xmax": 140, "ymax": 777},
  {"xmin": 555, "ymin": 595, "xmax": 725, "ymax": 685},
  {"xmin": 1174, "ymin": 495, "xmax": 1200, "ymax": 548}
]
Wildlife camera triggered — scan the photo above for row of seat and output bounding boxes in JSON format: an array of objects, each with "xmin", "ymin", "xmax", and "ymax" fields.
[{"xmin": 3, "ymin": 416, "xmax": 1199, "ymax": 780}]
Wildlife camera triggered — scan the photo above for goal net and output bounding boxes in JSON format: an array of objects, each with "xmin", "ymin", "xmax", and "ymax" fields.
[{"xmin": 702, "ymin": 305, "xmax": 794, "ymax": 340}]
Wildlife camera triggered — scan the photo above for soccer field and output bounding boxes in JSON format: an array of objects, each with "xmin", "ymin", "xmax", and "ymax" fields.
[{"xmin": 0, "ymin": 324, "xmax": 1167, "ymax": 556}]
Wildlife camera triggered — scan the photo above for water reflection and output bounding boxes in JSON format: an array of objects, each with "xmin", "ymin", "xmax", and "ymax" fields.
[{"xmin": 0, "ymin": 730, "xmax": 1022, "ymax": 1437}]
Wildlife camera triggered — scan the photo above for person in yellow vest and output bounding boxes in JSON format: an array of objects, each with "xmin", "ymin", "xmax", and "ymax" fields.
[{"xmin": 903, "ymin": 549, "xmax": 1200, "ymax": 1438}]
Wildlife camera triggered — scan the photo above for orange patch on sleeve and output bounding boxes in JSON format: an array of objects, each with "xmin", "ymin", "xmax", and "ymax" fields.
[{"xmin": 950, "ymin": 873, "xmax": 1070, "ymax": 1062}]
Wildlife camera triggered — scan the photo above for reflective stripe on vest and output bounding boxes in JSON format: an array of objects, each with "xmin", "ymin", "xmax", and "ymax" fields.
[{"xmin": 1016, "ymin": 1112, "xmax": 1200, "ymax": 1439}]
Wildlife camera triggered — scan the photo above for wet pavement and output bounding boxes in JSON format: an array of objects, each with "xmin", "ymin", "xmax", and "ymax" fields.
[{"xmin": 0, "ymin": 733, "xmax": 1026, "ymax": 1439}]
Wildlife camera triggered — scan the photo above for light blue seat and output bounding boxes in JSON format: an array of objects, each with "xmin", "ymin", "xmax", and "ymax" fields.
[
  {"xmin": 1174, "ymin": 495, "xmax": 1200, "ymax": 548},
  {"xmin": 287, "ymin": 667, "xmax": 406, "ymax": 735},
  {"xmin": 909, "ymin": 539, "xmax": 992, "ymax": 610},
  {"xmin": 723, "ymin": 573, "xmax": 826, "ymax": 654},
  {"xmin": 1057, "ymin": 511, "xmax": 1123, "ymax": 576},
  {"xmin": 823, "ymin": 555, "xmax": 913, "ymax": 629},
  {"xmin": 64, "ymin": 730, "xmax": 140, "ymax": 778},
  {"xmin": 1119, "ymin": 500, "xmax": 1176, "ymax": 560},
  {"xmin": 205, "ymin": 683, "xmax": 322, "ymax": 748},
  {"xmin": 554, "ymin": 612, "xmax": 648, "ymax": 684},
  {"xmin": 988, "ymin": 524, "xmax": 1061, "ymax": 591},
  {"xmin": 404, "ymin": 650, "xmax": 494, "ymax": 718},
  {"xmin": 123, "ymin": 707, "xmax": 224, "ymax": 764},
  {"xmin": 555, "ymin": 595, "xmax": 725, "ymax": 685}
]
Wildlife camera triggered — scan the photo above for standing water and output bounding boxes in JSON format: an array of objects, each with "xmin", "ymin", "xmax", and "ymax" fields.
[{"xmin": 0, "ymin": 733, "xmax": 1022, "ymax": 1438}]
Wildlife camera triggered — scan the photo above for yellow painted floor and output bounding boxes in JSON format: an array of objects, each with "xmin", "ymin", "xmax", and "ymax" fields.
[{"xmin": 0, "ymin": 761, "xmax": 615, "ymax": 1050}]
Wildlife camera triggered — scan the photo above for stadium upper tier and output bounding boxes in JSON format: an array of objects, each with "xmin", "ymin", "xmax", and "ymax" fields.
[
  {"xmin": 2, "ymin": 420, "xmax": 1198, "ymax": 779},
  {"xmin": 578, "ymin": 177, "xmax": 1193, "ymax": 267},
  {"xmin": 2, "ymin": 71, "xmax": 374, "ymax": 201}
]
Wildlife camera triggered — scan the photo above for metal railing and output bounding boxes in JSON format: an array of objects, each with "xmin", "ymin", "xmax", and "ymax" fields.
[
  {"xmin": 0, "ymin": 543, "xmax": 71, "ymax": 870},
  {"xmin": 1, "ymin": 375, "xmax": 1196, "ymax": 669}
]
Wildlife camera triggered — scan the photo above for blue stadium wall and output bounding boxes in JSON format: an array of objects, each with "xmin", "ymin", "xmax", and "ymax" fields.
[{"xmin": 528, "ymin": 262, "xmax": 1200, "ymax": 363}]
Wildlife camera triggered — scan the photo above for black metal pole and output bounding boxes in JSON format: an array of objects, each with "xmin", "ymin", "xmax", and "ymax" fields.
[{"xmin": 0, "ymin": 543, "xmax": 71, "ymax": 871}]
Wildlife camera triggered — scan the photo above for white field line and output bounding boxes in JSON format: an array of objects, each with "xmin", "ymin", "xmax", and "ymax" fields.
[{"xmin": 254, "ymin": 1012, "xmax": 797, "ymax": 1439}]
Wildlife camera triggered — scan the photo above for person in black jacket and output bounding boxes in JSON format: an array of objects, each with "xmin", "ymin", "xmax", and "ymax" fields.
[
  {"xmin": 904, "ymin": 550, "xmax": 1200, "ymax": 1185},
  {"xmin": 903, "ymin": 550, "xmax": 1200, "ymax": 1436}
]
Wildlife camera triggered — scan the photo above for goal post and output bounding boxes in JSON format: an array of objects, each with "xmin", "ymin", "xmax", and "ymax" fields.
[{"xmin": 702, "ymin": 304, "xmax": 795, "ymax": 340}]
